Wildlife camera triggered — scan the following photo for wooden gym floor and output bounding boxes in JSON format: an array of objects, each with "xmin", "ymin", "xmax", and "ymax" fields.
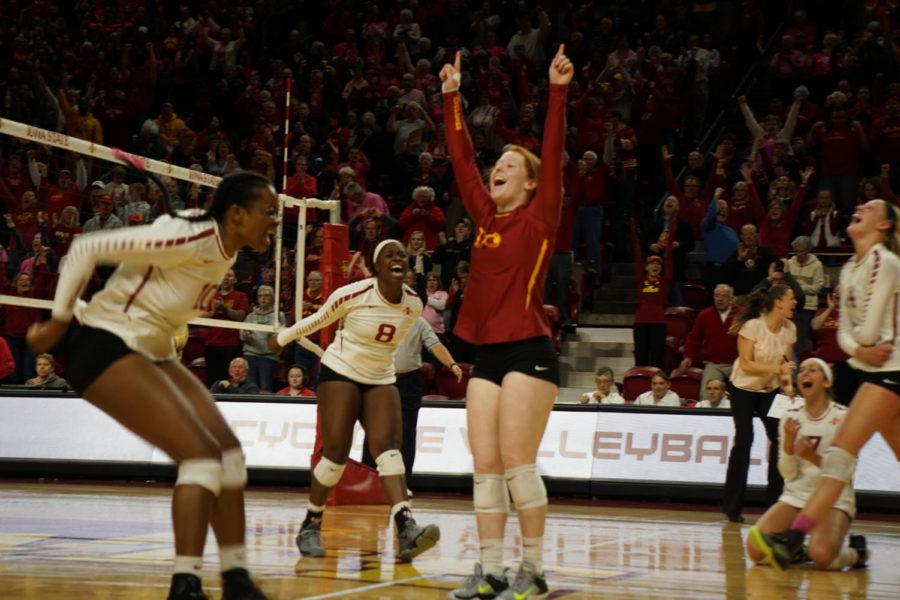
[{"xmin": 0, "ymin": 482, "xmax": 896, "ymax": 599}]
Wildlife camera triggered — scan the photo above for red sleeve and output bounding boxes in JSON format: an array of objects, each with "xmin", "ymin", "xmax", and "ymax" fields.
[
  {"xmin": 683, "ymin": 312, "xmax": 704, "ymax": 361},
  {"xmin": 785, "ymin": 184, "xmax": 806, "ymax": 228},
  {"xmin": 443, "ymin": 91, "xmax": 493, "ymax": 224},
  {"xmin": 748, "ymin": 183, "xmax": 766, "ymax": 223},
  {"xmin": 664, "ymin": 158, "xmax": 679, "ymax": 195},
  {"xmin": 425, "ymin": 205, "xmax": 446, "ymax": 229},
  {"xmin": 882, "ymin": 177, "xmax": 900, "ymax": 206},
  {"xmin": 398, "ymin": 205, "xmax": 416, "ymax": 229},
  {"xmin": 32, "ymin": 263, "xmax": 52, "ymax": 299},
  {"xmin": 663, "ymin": 218, "xmax": 676, "ymax": 286},
  {"xmin": 527, "ymin": 84, "xmax": 567, "ymax": 228},
  {"xmin": 630, "ymin": 218, "xmax": 643, "ymax": 283},
  {"xmin": 236, "ymin": 291, "xmax": 250, "ymax": 312}
]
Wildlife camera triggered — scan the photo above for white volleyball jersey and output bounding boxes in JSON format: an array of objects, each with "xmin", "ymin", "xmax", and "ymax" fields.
[
  {"xmin": 52, "ymin": 215, "xmax": 236, "ymax": 361},
  {"xmin": 838, "ymin": 243, "xmax": 900, "ymax": 372},
  {"xmin": 277, "ymin": 278, "xmax": 423, "ymax": 385},
  {"xmin": 778, "ymin": 401, "xmax": 855, "ymax": 516}
]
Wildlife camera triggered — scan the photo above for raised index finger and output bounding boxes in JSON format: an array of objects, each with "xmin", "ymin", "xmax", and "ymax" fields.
[
  {"xmin": 556, "ymin": 43, "xmax": 565, "ymax": 59},
  {"xmin": 454, "ymin": 51, "xmax": 461, "ymax": 72}
]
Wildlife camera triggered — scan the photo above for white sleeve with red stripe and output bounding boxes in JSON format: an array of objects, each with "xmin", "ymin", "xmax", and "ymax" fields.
[
  {"xmin": 52, "ymin": 217, "xmax": 204, "ymax": 322},
  {"xmin": 276, "ymin": 282, "xmax": 359, "ymax": 347}
]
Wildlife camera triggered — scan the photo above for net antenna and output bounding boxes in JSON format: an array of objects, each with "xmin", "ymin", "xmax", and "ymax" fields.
[{"xmin": 0, "ymin": 117, "xmax": 340, "ymax": 356}]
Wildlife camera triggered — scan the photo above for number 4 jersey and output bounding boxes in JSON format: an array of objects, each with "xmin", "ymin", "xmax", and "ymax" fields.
[{"xmin": 277, "ymin": 278, "xmax": 423, "ymax": 385}]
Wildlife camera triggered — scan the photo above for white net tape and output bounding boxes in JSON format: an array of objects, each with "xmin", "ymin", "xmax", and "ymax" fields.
[{"xmin": 0, "ymin": 117, "xmax": 340, "ymax": 358}]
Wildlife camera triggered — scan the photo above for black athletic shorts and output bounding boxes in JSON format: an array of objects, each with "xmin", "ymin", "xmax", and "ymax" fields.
[
  {"xmin": 471, "ymin": 336, "xmax": 560, "ymax": 386},
  {"xmin": 318, "ymin": 364, "xmax": 389, "ymax": 395},
  {"xmin": 65, "ymin": 325, "xmax": 136, "ymax": 395},
  {"xmin": 857, "ymin": 369, "xmax": 900, "ymax": 397}
]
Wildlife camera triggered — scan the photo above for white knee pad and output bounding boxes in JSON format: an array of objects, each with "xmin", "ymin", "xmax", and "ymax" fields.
[
  {"xmin": 820, "ymin": 447, "xmax": 857, "ymax": 483},
  {"xmin": 505, "ymin": 464, "xmax": 547, "ymax": 511},
  {"xmin": 176, "ymin": 458, "xmax": 222, "ymax": 495},
  {"xmin": 473, "ymin": 473, "xmax": 510, "ymax": 514},
  {"xmin": 220, "ymin": 448, "xmax": 247, "ymax": 489},
  {"xmin": 313, "ymin": 456, "xmax": 346, "ymax": 487},
  {"xmin": 375, "ymin": 449, "xmax": 406, "ymax": 477}
]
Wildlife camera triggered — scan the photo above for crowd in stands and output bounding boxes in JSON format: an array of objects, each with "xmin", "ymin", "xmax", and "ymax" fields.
[{"xmin": 0, "ymin": 2, "xmax": 897, "ymax": 405}]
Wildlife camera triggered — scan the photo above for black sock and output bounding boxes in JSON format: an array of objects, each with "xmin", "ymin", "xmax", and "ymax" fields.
[
  {"xmin": 302, "ymin": 509, "xmax": 323, "ymax": 529},
  {"xmin": 785, "ymin": 529, "xmax": 805, "ymax": 550}
]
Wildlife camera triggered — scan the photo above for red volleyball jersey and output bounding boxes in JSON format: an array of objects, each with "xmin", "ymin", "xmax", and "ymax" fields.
[{"xmin": 443, "ymin": 84, "xmax": 567, "ymax": 345}]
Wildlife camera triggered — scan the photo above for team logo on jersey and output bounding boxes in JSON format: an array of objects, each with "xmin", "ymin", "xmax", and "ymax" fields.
[
  {"xmin": 404, "ymin": 307, "xmax": 413, "ymax": 315},
  {"xmin": 474, "ymin": 227, "xmax": 502, "ymax": 249}
]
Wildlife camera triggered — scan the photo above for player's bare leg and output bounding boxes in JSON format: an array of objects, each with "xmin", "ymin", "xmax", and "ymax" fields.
[
  {"xmin": 159, "ymin": 361, "xmax": 268, "ymax": 599},
  {"xmin": 297, "ymin": 381, "xmax": 362, "ymax": 558},
  {"xmin": 83, "ymin": 355, "xmax": 221, "ymax": 599},
  {"xmin": 363, "ymin": 385, "xmax": 439, "ymax": 560}
]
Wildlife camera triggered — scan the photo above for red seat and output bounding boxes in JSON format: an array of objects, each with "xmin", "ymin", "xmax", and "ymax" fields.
[
  {"xmin": 670, "ymin": 367, "xmax": 703, "ymax": 402},
  {"xmin": 622, "ymin": 366, "xmax": 658, "ymax": 402},
  {"xmin": 420, "ymin": 362, "xmax": 436, "ymax": 395},
  {"xmin": 436, "ymin": 363, "xmax": 473, "ymax": 399},
  {"xmin": 188, "ymin": 357, "xmax": 208, "ymax": 386},
  {"xmin": 543, "ymin": 304, "xmax": 562, "ymax": 351},
  {"xmin": 664, "ymin": 306, "xmax": 697, "ymax": 340},
  {"xmin": 682, "ymin": 282, "xmax": 708, "ymax": 311}
]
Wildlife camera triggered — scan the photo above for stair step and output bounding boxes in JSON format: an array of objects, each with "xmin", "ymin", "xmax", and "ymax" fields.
[
  {"xmin": 578, "ymin": 313, "xmax": 635, "ymax": 326},
  {"xmin": 560, "ymin": 341, "xmax": 633, "ymax": 358},
  {"xmin": 560, "ymin": 355, "xmax": 634, "ymax": 372}
]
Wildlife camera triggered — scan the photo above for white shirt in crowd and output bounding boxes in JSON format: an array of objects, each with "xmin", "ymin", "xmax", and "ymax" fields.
[
  {"xmin": 580, "ymin": 389, "xmax": 626, "ymax": 405},
  {"xmin": 695, "ymin": 397, "xmax": 731, "ymax": 409},
  {"xmin": 634, "ymin": 390, "xmax": 681, "ymax": 407}
]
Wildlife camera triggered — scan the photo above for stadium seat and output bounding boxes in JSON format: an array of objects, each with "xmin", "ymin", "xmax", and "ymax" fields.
[
  {"xmin": 682, "ymin": 282, "xmax": 708, "ymax": 311},
  {"xmin": 664, "ymin": 306, "xmax": 697, "ymax": 340},
  {"xmin": 188, "ymin": 357, "xmax": 208, "ymax": 386},
  {"xmin": 436, "ymin": 363, "xmax": 473, "ymax": 399},
  {"xmin": 670, "ymin": 367, "xmax": 703, "ymax": 402},
  {"xmin": 622, "ymin": 366, "xmax": 658, "ymax": 402},
  {"xmin": 419, "ymin": 362, "xmax": 436, "ymax": 395}
]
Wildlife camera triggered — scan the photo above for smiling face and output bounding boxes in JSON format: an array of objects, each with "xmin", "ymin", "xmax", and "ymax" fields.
[
  {"xmin": 489, "ymin": 149, "xmax": 538, "ymax": 209},
  {"xmin": 797, "ymin": 359, "xmax": 831, "ymax": 400},
  {"xmin": 375, "ymin": 241, "xmax": 408, "ymax": 284},
  {"xmin": 15, "ymin": 273, "xmax": 31, "ymax": 293},
  {"xmin": 645, "ymin": 258, "xmax": 662, "ymax": 278},
  {"xmin": 848, "ymin": 199, "xmax": 891, "ymax": 242},
  {"xmin": 651, "ymin": 375, "xmax": 669, "ymax": 399},
  {"xmin": 234, "ymin": 185, "xmax": 279, "ymax": 252},
  {"xmin": 774, "ymin": 288, "xmax": 797, "ymax": 319}
]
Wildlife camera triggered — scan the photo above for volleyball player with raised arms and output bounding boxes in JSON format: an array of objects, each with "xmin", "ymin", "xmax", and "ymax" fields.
[
  {"xmin": 271, "ymin": 239, "xmax": 443, "ymax": 561},
  {"xmin": 27, "ymin": 171, "xmax": 275, "ymax": 600},
  {"xmin": 440, "ymin": 47, "xmax": 572, "ymax": 599},
  {"xmin": 746, "ymin": 358, "xmax": 867, "ymax": 571},
  {"xmin": 751, "ymin": 199, "xmax": 900, "ymax": 570}
]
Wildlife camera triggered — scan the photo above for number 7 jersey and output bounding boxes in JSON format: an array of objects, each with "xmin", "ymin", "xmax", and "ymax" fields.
[{"xmin": 277, "ymin": 278, "xmax": 423, "ymax": 385}]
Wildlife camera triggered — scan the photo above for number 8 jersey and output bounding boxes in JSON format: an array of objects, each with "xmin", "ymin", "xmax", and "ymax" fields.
[{"xmin": 277, "ymin": 278, "xmax": 423, "ymax": 385}]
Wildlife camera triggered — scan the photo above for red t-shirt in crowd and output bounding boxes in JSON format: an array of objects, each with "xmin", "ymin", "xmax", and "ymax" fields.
[
  {"xmin": 276, "ymin": 387, "xmax": 316, "ymax": 397},
  {"xmin": 812, "ymin": 308, "xmax": 849, "ymax": 362},
  {"xmin": 205, "ymin": 289, "xmax": 250, "ymax": 347},
  {"xmin": 442, "ymin": 84, "xmax": 567, "ymax": 345}
]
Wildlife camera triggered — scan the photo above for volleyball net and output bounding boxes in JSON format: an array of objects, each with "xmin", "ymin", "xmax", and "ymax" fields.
[{"xmin": 0, "ymin": 116, "xmax": 344, "ymax": 357}]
